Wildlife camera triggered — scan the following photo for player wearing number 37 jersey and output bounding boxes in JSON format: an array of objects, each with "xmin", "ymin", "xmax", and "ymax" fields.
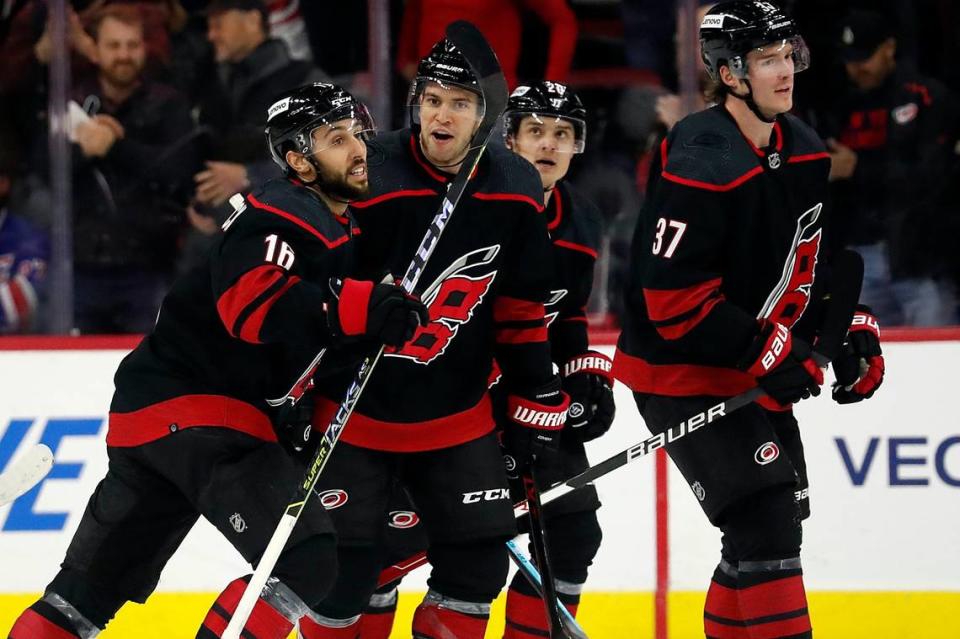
[{"xmin": 613, "ymin": 2, "xmax": 884, "ymax": 638}]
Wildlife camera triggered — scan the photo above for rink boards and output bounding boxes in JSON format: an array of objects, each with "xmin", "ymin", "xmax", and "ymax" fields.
[{"xmin": 1, "ymin": 334, "xmax": 958, "ymax": 638}]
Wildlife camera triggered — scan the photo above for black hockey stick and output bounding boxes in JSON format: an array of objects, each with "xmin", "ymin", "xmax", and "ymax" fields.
[
  {"xmin": 377, "ymin": 249, "xmax": 865, "ymax": 584},
  {"xmin": 506, "ymin": 539, "xmax": 587, "ymax": 635},
  {"xmin": 522, "ymin": 462, "xmax": 589, "ymax": 638},
  {"xmin": 222, "ymin": 21, "xmax": 509, "ymax": 638}
]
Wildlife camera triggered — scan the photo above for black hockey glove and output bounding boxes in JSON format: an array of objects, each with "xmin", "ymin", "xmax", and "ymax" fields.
[
  {"xmin": 272, "ymin": 392, "xmax": 316, "ymax": 456},
  {"xmin": 740, "ymin": 320, "xmax": 824, "ymax": 407},
  {"xmin": 832, "ymin": 305, "xmax": 884, "ymax": 404},
  {"xmin": 327, "ymin": 278, "xmax": 429, "ymax": 348},
  {"xmin": 502, "ymin": 376, "xmax": 570, "ymax": 466},
  {"xmin": 561, "ymin": 352, "xmax": 616, "ymax": 443}
]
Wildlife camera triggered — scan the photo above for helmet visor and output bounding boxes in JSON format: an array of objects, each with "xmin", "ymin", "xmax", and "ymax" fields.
[
  {"xmin": 299, "ymin": 102, "xmax": 376, "ymax": 155},
  {"xmin": 503, "ymin": 112, "xmax": 586, "ymax": 154},
  {"xmin": 733, "ymin": 36, "xmax": 810, "ymax": 79}
]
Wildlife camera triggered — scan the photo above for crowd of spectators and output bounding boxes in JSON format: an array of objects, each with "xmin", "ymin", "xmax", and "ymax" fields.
[{"xmin": 0, "ymin": 0, "xmax": 958, "ymax": 335}]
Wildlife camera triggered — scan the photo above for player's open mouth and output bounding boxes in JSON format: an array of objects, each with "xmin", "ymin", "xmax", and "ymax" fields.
[
  {"xmin": 432, "ymin": 131, "xmax": 454, "ymax": 142},
  {"xmin": 536, "ymin": 159, "xmax": 556, "ymax": 167},
  {"xmin": 349, "ymin": 164, "xmax": 366, "ymax": 177},
  {"xmin": 775, "ymin": 87, "xmax": 792, "ymax": 94}
]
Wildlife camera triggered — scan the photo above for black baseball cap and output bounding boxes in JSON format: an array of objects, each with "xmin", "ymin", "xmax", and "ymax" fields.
[{"xmin": 838, "ymin": 10, "xmax": 894, "ymax": 63}]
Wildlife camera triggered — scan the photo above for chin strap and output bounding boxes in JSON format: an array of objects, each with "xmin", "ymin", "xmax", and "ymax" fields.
[{"xmin": 726, "ymin": 79, "xmax": 777, "ymax": 124}]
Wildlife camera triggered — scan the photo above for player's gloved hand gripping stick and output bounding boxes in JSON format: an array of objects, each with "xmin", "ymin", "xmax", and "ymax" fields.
[{"xmin": 221, "ymin": 20, "xmax": 510, "ymax": 639}]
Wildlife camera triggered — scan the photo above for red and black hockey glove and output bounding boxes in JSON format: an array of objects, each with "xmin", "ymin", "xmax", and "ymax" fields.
[
  {"xmin": 561, "ymin": 351, "xmax": 616, "ymax": 443},
  {"xmin": 740, "ymin": 320, "xmax": 824, "ymax": 407},
  {"xmin": 327, "ymin": 278, "xmax": 428, "ymax": 348},
  {"xmin": 832, "ymin": 305, "xmax": 884, "ymax": 404},
  {"xmin": 502, "ymin": 376, "xmax": 570, "ymax": 466}
]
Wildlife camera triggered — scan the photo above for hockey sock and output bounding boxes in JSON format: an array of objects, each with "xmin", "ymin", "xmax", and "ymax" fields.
[
  {"xmin": 412, "ymin": 589, "xmax": 491, "ymax": 639},
  {"xmin": 358, "ymin": 585, "xmax": 398, "ymax": 639},
  {"xmin": 8, "ymin": 600, "xmax": 84, "ymax": 639},
  {"xmin": 196, "ymin": 576, "xmax": 294, "ymax": 639},
  {"xmin": 298, "ymin": 613, "xmax": 361, "ymax": 638},
  {"xmin": 704, "ymin": 559, "xmax": 812, "ymax": 639},
  {"xmin": 503, "ymin": 572, "xmax": 580, "ymax": 639}
]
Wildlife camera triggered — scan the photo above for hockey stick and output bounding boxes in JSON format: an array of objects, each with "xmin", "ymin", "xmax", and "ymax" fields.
[
  {"xmin": 521, "ymin": 462, "xmax": 589, "ymax": 638},
  {"xmin": 222, "ymin": 20, "xmax": 509, "ymax": 639},
  {"xmin": 376, "ymin": 249, "xmax": 865, "ymax": 585},
  {"xmin": 506, "ymin": 539, "xmax": 586, "ymax": 635},
  {"xmin": 0, "ymin": 444, "xmax": 54, "ymax": 507}
]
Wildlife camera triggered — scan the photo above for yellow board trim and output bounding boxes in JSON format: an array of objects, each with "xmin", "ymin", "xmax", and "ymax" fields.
[{"xmin": 2, "ymin": 591, "xmax": 958, "ymax": 638}]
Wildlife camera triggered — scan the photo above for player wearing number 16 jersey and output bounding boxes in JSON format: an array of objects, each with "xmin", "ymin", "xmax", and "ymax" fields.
[
  {"xmin": 613, "ymin": 3, "xmax": 884, "ymax": 638},
  {"xmin": 7, "ymin": 84, "xmax": 429, "ymax": 639}
]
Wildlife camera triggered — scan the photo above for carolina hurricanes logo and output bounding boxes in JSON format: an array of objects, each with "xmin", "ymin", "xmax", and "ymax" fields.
[
  {"xmin": 544, "ymin": 289, "xmax": 568, "ymax": 326},
  {"xmin": 387, "ymin": 246, "xmax": 500, "ymax": 365},
  {"xmin": 316, "ymin": 489, "xmax": 349, "ymax": 510},
  {"xmin": 759, "ymin": 203, "xmax": 823, "ymax": 326},
  {"xmin": 388, "ymin": 510, "xmax": 421, "ymax": 529},
  {"xmin": 754, "ymin": 442, "xmax": 780, "ymax": 466}
]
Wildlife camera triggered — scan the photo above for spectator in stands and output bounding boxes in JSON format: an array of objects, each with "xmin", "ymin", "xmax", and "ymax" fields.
[
  {"xmin": 395, "ymin": 0, "xmax": 577, "ymax": 89},
  {"xmin": 0, "ymin": 146, "xmax": 49, "ymax": 334},
  {"xmin": 64, "ymin": 4, "xmax": 199, "ymax": 333},
  {"xmin": 193, "ymin": 0, "xmax": 326, "ymax": 211},
  {"xmin": 817, "ymin": 9, "xmax": 959, "ymax": 325}
]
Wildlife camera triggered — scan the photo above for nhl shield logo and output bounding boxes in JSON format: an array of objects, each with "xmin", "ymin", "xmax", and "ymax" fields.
[
  {"xmin": 767, "ymin": 152, "xmax": 782, "ymax": 170},
  {"xmin": 691, "ymin": 481, "xmax": 706, "ymax": 502},
  {"xmin": 229, "ymin": 513, "xmax": 247, "ymax": 533}
]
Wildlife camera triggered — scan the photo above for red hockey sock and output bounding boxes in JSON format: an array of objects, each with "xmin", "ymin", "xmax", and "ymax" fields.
[
  {"xmin": 503, "ymin": 587, "xmax": 579, "ymax": 639},
  {"xmin": 412, "ymin": 598, "xmax": 489, "ymax": 639},
  {"xmin": 8, "ymin": 606, "xmax": 81, "ymax": 639},
  {"xmin": 298, "ymin": 614, "xmax": 361, "ymax": 638},
  {"xmin": 358, "ymin": 610, "xmax": 395, "ymax": 639},
  {"xmin": 704, "ymin": 568, "xmax": 811, "ymax": 639},
  {"xmin": 196, "ymin": 577, "xmax": 293, "ymax": 639}
]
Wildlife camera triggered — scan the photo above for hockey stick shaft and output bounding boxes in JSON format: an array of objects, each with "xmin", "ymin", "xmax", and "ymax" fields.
[
  {"xmin": 222, "ymin": 21, "xmax": 508, "ymax": 639},
  {"xmin": 505, "ymin": 540, "xmax": 586, "ymax": 634},
  {"xmin": 522, "ymin": 464, "xmax": 589, "ymax": 638},
  {"xmin": 0, "ymin": 444, "xmax": 54, "ymax": 507}
]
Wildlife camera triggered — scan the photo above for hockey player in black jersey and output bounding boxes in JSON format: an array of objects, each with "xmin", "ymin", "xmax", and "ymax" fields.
[
  {"xmin": 6, "ymin": 83, "xmax": 428, "ymax": 639},
  {"xmin": 613, "ymin": 3, "xmax": 885, "ymax": 638},
  {"xmin": 298, "ymin": 40, "xmax": 570, "ymax": 639},
  {"xmin": 352, "ymin": 81, "xmax": 615, "ymax": 639}
]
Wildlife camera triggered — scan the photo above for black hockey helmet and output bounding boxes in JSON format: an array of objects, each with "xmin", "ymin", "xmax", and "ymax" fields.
[
  {"xmin": 699, "ymin": 1, "xmax": 809, "ymax": 82},
  {"xmin": 503, "ymin": 80, "xmax": 587, "ymax": 153},
  {"xmin": 265, "ymin": 82, "xmax": 375, "ymax": 175},
  {"xmin": 408, "ymin": 37, "xmax": 484, "ymax": 127}
]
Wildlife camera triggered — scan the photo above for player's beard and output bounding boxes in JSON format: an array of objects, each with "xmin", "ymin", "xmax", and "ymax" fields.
[
  {"xmin": 316, "ymin": 158, "xmax": 369, "ymax": 202},
  {"xmin": 101, "ymin": 59, "xmax": 142, "ymax": 89}
]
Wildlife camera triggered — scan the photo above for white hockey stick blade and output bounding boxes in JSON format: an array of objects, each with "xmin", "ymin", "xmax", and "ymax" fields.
[{"xmin": 0, "ymin": 444, "xmax": 54, "ymax": 506}]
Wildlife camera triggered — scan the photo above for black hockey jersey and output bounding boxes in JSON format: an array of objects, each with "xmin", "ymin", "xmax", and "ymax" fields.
[
  {"xmin": 613, "ymin": 106, "xmax": 831, "ymax": 404},
  {"xmin": 314, "ymin": 129, "xmax": 555, "ymax": 452},
  {"xmin": 544, "ymin": 181, "xmax": 604, "ymax": 366},
  {"xmin": 107, "ymin": 178, "xmax": 359, "ymax": 447}
]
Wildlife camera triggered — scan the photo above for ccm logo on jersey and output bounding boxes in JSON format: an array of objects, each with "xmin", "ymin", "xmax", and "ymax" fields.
[{"xmin": 462, "ymin": 488, "xmax": 511, "ymax": 504}]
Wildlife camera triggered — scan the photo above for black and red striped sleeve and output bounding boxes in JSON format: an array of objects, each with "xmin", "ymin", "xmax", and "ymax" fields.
[
  {"xmin": 211, "ymin": 222, "xmax": 332, "ymax": 347},
  {"xmin": 636, "ymin": 174, "xmax": 757, "ymax": 365},
  {"xmin": 493, "ymin": 202, "xmax": 556, "ymax": 392}
]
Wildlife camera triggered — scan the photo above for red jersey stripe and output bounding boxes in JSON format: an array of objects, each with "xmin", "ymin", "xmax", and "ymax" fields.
[
  {"xmin": 643, "ymin": 278, "xmax": 723, "ymax": 323},
  {"xmin": 216, "ymin": 265, "xmax": 285, "ymax": 341},
  {"xmin": 497, "ymin": 325, "xmax": 549, "ymax": 344},
  {"xmin": 553, "ymin": 239, "xmax": 598, "ymax": 259},
  {"xmin": 473, "ymin": 191, "xmax": 545, "ymax": 212},
  {"xmin": 661, "ymin": 166, "xmax": 764, "ymax": 192},
  {"xmin": 653, "ymin": 296, "xmax": 722, "ymax": 340},
  {"xmin": 247, "ymin": 194, "xmax": 350, "ymax": 249},
  {"xmin": 788, "ymin": 152, "xmax": 831, "ymax": 164},
  {"xmin": 351, "ymin": 188, "xmax": 438, "ymax": 208},
  {"xmin": 238, "ymin": 275, "xmax": 301, "ymax": 343},
  {"xmin": 494, "ymin": 296, "xmax": 545, "ymax": 322}
]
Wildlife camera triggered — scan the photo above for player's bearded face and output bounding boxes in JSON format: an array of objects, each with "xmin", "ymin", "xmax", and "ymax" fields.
[
  {"xmin": 418, "ymin": 83, "xmax": 482, "ymax": 168},
  {"xmin": 509, "ymin": 116, "xmax": 575, "ymax": 190},
  {"xmin": 309, "ymin": 121, "xmax": 369, "ymax": 200},
  {"xmin": 744, "ymin": 42, "xmax": 796, "ymax": 116},
  {"xmin": 95, "ymin": 18, "xmax": 146, "ymax": 88}
]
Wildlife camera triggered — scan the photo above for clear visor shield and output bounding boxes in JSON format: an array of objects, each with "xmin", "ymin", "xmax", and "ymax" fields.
[
  {"xmin": 504, "ymin": 112, "xmax": 586, "ymax": 154},
  {"xmin": 307, "ymin": 117, "xmax": 375, "ymax": 156},
  {"xmin": 731, "ymin": 36, "xmax": 810, "ymax": 80},
  {"xmin": 408, "ymin": 78, "xmax": 486, "ymax": 128}
]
